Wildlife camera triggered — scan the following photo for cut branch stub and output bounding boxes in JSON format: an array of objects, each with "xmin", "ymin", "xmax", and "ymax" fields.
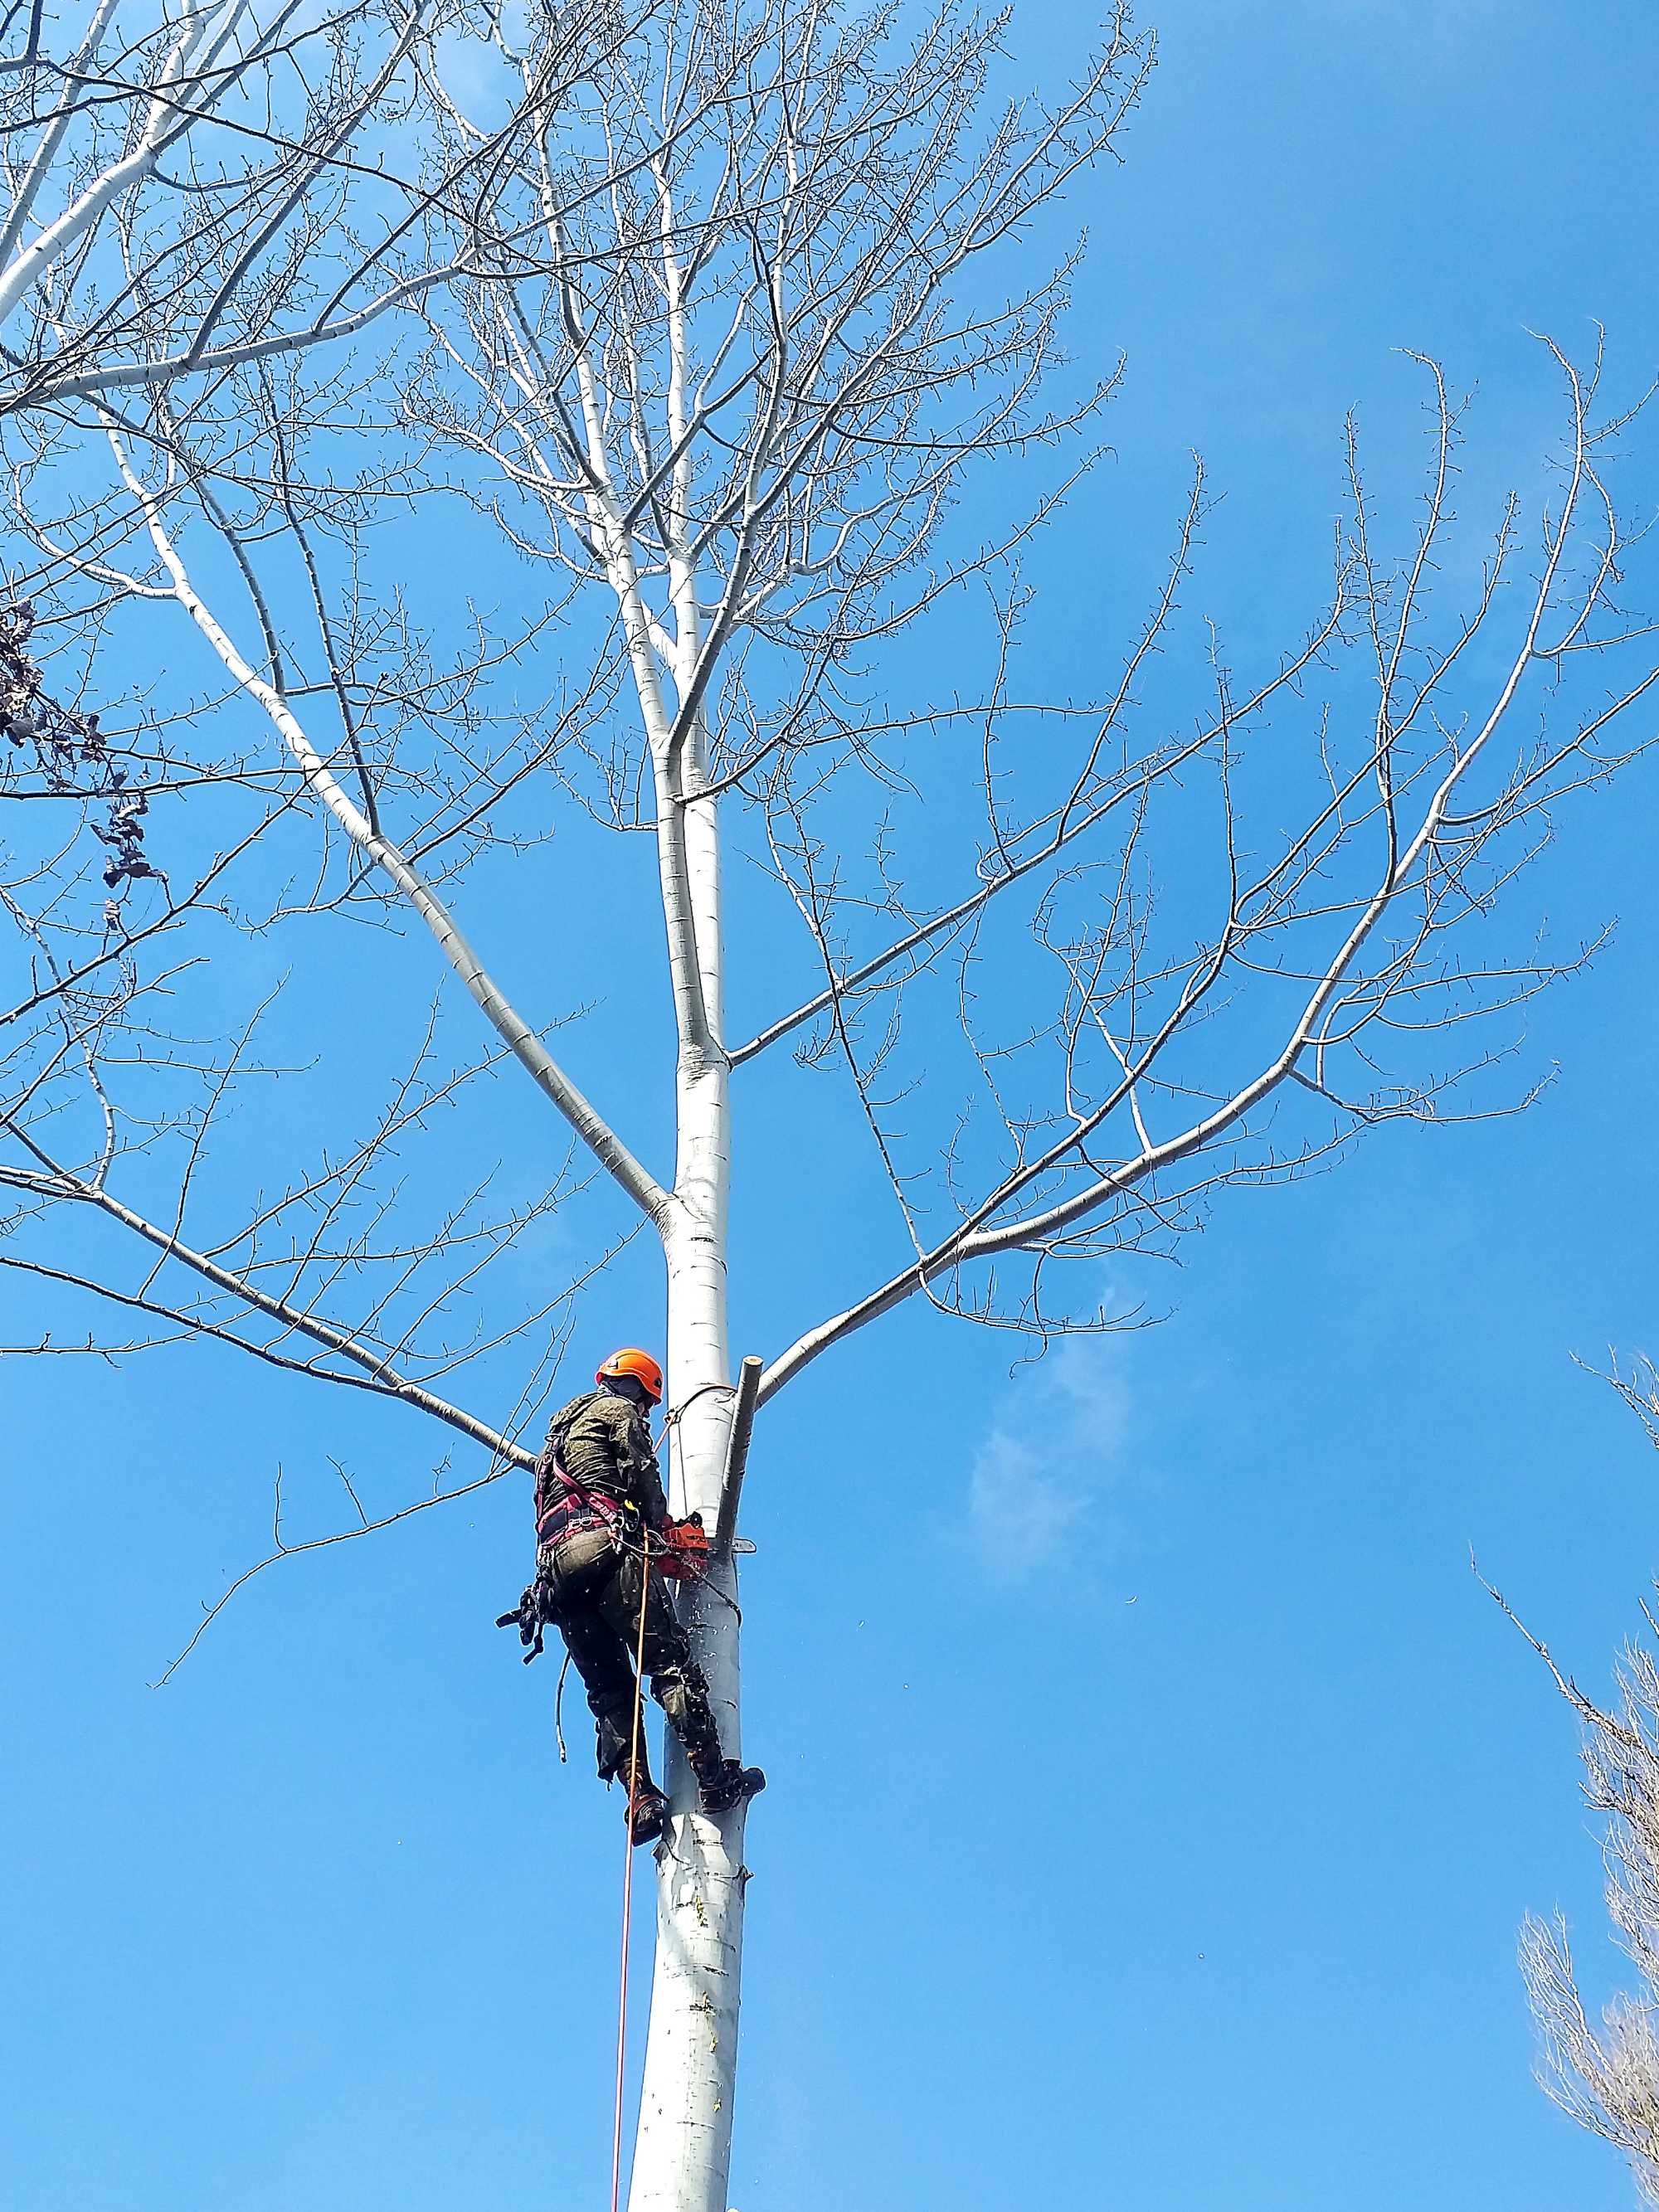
[{"xmin": 713, "ymin": 1354, "xmax": 763, "ymax": 1557}]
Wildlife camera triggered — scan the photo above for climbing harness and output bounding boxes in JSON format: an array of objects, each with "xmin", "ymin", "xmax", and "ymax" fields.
[{"xmin": 496, "ymin": 1510, "xmax": 744, "ymax": 1660}]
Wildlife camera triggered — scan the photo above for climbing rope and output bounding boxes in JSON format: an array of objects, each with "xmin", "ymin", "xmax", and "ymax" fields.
[
  {"xmin": 611, "ymin": 1542, "xmax": 654, "ymax": 2212},
  {"xmin": 657, "ymin": 1378, "xmax": 737, "ymax": 1436}
]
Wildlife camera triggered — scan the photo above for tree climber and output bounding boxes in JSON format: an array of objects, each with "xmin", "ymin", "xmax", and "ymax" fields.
[{"xmin": 515, "ymin": 1347, "xmax": 766, "ymax": 1847}]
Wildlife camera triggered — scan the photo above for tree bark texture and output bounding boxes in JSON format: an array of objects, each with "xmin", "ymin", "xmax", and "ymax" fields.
[{"xmin": 629, "ymin": 877, "xmax": 749, "ymax": 2210}]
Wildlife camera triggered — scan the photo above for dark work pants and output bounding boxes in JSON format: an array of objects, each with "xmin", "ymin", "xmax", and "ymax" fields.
[{"xmin": 542, "ymin": 1528, "xmax": 724, "ymax": 1788}]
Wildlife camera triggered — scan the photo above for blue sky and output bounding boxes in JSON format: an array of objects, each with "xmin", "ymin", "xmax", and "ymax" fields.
[{"xmin": 7, "ymin": 3, "xmax": 1659, "ymax": 2209}]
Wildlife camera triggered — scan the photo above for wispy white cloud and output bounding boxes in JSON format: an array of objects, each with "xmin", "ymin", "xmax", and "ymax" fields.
[{"xmin": 966, "ymin": 1336, "xmax": 1136, "ymax": 1582}]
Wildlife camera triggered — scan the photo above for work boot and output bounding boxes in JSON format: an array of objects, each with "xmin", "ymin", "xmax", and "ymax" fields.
[
  {"xmin": 625, "ymin": 1778, "xmax": 669, "ymax": 1847},
  {"xmin": 698, "ymin": 1759, "xmax": 766, "ymax": 1817}
]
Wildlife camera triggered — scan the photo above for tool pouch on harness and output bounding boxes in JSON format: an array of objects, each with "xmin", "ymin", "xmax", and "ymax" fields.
[{"xmin": 495, "ymin": 1565, "xmax": 558, "ymax": 1664}]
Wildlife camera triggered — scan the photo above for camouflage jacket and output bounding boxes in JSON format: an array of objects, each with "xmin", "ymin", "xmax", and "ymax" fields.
[{"xmin": 535, "ymin": 1389, "xmax": 668, "ymax": 1546}]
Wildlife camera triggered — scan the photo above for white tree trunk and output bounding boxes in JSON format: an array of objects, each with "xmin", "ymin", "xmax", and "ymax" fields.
[
  {"xmin": 628, "ymin": 1281, "xmax": 747, "ymax": 2207},
  {"xmin": 629, "ymin": 1088, "xmax": 749, "ymax": 2208},
  {"xmin": 621, "ymin": 205, "xmax": 753, "ymax": 2178}
]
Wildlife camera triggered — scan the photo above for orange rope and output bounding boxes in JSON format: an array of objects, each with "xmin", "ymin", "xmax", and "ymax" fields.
[{"xmin": 611, "ymin": 1541, "xmax": 653, "ymax": 2212}]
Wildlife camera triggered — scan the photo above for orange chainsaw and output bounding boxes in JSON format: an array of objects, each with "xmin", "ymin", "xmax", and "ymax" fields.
[
  {"xmin": 654, "ymin": 1514, "xmax": 755, "ymax": 1579},
  {"xmin": 656, "ymin": 1513, "xmax": 710, "ymax": 1580}
]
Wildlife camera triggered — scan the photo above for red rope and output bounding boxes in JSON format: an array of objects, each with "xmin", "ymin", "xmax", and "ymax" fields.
[{"xmin": 611, "ymin": 1545, "xmax": 653, "ymax": 2212}]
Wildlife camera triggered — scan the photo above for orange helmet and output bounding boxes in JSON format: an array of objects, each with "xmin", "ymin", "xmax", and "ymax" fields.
[{"xmin": 596, "ymin": 1346, "xmax": 664, "ymax": 1404}]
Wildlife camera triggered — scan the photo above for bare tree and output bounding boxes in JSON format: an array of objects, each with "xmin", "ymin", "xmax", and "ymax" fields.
[
  {"xmin": 1506, "ymin": 1359, "xmax": 1659, "ymax": 2207},
  {"xmin": 0, "ymin": 0, "xmax": 627, "ymax": 413},
  {"xmin": 5, "ymin": 3, "xmax": 1659, "ymax": 2208},
  {"xmin": 0, "ymin": 0, "xmax": 666, "ymax": 1464},
  {"xmin": 0, "ymin": 0, "xmax": 659, "ymax": 1036}
]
